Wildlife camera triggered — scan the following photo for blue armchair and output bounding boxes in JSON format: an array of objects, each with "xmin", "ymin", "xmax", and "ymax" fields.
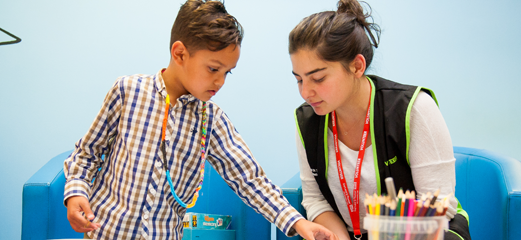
[
  {"xmin": 21, "ymin": 151, "xmax": 271, "ymax": 240},
  {"xmin": 276, "ymin": 147, "xmax": 521, "ymax": 240}
]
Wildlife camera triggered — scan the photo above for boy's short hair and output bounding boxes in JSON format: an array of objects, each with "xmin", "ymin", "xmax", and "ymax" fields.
[{"xmin": 170, "ymin": 0, "xmax": 243, "ymax": 53}]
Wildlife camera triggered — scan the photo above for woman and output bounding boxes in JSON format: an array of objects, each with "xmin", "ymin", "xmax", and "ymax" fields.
[{"xmin": 289, "ymin": 0, "xmax": 471, "ymax": 239}]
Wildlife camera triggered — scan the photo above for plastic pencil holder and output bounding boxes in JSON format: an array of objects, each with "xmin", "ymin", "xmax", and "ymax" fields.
[{"xmin": 363, "ymin": 215, "xmax": 448, "ymax": 240}]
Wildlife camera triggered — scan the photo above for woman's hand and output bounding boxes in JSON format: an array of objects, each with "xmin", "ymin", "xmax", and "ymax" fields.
[
  {"xmin": 292, "ymin": 219, "xmax": 340, "ymax": 240},
  {"xmin": 313, "ymin": 211, "xmax": 351, "ymax": 240},
  {"xmin": 66, "ymin": 196, "xmax": 101, "ymax": 232}
]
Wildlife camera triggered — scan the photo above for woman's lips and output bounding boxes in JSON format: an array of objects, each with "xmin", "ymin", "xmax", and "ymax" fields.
[{"xmin": 309, "ymin": 101, "xmax": 322, "ymax": 107}]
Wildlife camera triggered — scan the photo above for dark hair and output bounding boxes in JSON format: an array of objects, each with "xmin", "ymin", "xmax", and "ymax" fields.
[
  {"xmin": 170, "ymin": 0, "xmax": 243, "ymax": 53},
  {"xmin": 289, "ymin": 0, "xmax": 380, "ymax": 71}
]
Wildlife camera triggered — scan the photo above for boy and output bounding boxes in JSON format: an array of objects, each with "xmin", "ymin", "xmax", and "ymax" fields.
[{"xmin": 64, "ymin": 1, "xmax": 337, "ymax": 239}]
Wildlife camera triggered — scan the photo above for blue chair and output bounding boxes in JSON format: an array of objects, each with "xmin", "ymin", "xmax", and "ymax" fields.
[
  {"xmin": 276, "ymin": 147, "xmax": 521, "ymax": 240},
  {"xmin": 21, "ymin": 151, "xmax": 271, "ymax": 240}
]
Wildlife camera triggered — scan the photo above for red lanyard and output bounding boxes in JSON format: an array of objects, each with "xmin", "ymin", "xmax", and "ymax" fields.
[{"xmin": 331, "ymin": 83, "xmax": 371, "ymax": 237}]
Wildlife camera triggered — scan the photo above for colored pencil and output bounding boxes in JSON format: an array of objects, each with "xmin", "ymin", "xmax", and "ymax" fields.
[
  {"xmin": 372, "ymin": 195, "xmax": 378, "ymax": 215},
  {"xmin": 438, "ymin": 196, "xmax": 451, "ymax": 216},
  {"xmin": 364, "ymin": 197, "xmax": 371, "ymax": 215},
  {"xmin": 426, "ymin": 204, "xmax": 437, "ymax": 217},
  {"xmin": 380, "ymin": 196, "xmax": 386, "ymax": 216},
  {"xmin": 375, "ymin": 198, "xmax": 381, "ymax": 216},
  {"xmin": 412, "ymin": 201, "xmax": 419, "ymax": 217},
  {"xmin": 389, "ymin": 199, "xmax": 396, "ymax": 217},
  {"xmin": 405, "ymin": 191, "xmax": 417, "ymax": 240},
  {"xmin": 441, "ymin": 198, "xmax": 450, "ymax": 216},
  {"xmin": 404, "ymin": 190, "xmax": 411, "ymax": 216},
  {"xmin": 408, "ymin": 199, "xmax": 415, "ymax": 217},
  {"xmin": 424, "ymin": 192, "xmax": 432, "ymax": 205},
  {"xmin": 419, "ymin": 200, "xmax": 429, "ymax": 216},
  {"xmin": 396, "ymin": 189, "xmax": 403, "ymax": 216},
  {"xmin": 436, "ymin": 202, "xmax": 444, "ymax": 216},
  {"xmin": 400, "ymin": 194, "xmax": 406, "ymax": 216},
  {"xmin": 430, "ymin": 189, "xmax": 440, "ymax": 206}
]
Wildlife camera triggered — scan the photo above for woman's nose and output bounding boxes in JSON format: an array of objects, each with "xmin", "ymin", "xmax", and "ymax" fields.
[{"xmin": 299, "ymin": 80, "xmax": 315, "ymax": 100}]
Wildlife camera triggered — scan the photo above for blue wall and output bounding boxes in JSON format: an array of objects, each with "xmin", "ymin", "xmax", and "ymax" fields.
[{"xmin": 1, "ymin": 0, "xmax": 520, "ymax": 239}]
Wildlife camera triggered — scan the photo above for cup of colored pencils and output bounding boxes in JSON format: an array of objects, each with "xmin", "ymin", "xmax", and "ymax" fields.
[{"xmin": 362, "ymin": 178, "xmax": 449, "ymax": 240}]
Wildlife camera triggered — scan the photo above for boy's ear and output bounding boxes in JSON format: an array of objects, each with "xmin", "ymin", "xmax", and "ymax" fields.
[{"xmin": 171, "ymin": 41, "xmax": 188, "ymax": 64}]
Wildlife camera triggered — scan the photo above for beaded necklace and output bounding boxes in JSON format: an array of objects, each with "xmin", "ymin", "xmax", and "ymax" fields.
[{"xmin": 160, "ymin": 94, "xmax": 207, "ymax": 208}]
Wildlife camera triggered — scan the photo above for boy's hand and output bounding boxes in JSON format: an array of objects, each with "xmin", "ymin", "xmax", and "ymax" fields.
[
  {"xmin": 292, "ymin": 219, "xmax": 340, "ymax": 240},
  {"xmin": 66, "ymin": 196, "xmax": 101, "ymax": 232}
]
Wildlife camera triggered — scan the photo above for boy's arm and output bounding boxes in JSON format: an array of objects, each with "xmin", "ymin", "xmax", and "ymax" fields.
[
  {"xmin": 63, "ymin": 79, "xmax": 122, "ymax": 205},
  {"xmin": 206, "ymin": 111, "xmax": 336, "ymax": 239}
]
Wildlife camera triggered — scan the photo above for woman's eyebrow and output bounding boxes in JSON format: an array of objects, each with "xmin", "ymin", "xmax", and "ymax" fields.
[{"xmin": 292, "ymin": 67, "xmax": 327, "ymax": 77}]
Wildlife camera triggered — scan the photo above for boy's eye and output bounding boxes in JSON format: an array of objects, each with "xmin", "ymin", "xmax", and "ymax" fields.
[{"xmin": 209, "ymin": 67, "xmax": 219, "ymax": 72}]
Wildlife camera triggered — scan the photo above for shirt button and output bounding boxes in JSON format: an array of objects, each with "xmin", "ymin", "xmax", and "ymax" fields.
[{"xmin": 143, "ymin": 214, "xmax": 149, "ymax": 220}]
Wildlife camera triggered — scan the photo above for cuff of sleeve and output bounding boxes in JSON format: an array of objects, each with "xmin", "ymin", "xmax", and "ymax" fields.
[
  {"xmin": 63, "ymin": 179, "xmax": 91, "ymax": 206},
  {"xmin": 306, "ymin": 203, "xmax": 334, "ymax": 222},
  {"xmin": 445, "ymin": 196, "xmax": 458, "ymax": 220},
  {"xmin": 273, "ymin": 205, "xmax": 305, "ymax": 237},
  {"xmin": 446, "ymin": 204, "xmax": 457, "ymax": 219}
]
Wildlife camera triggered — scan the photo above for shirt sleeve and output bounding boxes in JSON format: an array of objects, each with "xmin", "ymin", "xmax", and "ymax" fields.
[
  {"xmin": 409, "ymin": 91, "xmax": 458, "ymax": 219},
  {"xmin": 296, "ymin": 128, "xmax": 335, "ymax": 221},
  {"xmin": 206, "ymin": 110, "xmax": 304, "ymax": 237},
  {"xmin": 63, "ymin": 79, "xmax": 122, "ymax": 205}
]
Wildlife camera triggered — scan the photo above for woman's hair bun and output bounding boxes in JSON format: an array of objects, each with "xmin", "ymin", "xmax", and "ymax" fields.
[
  {"xmin": 337, "ymin": 0, "xmax": 369, "ymax": 26},
  {"xmin": 336, "ymin": 0, "xmax": 380, "ymax": 48},
  {"xmin": 337, "ymin": 0, "xmax": 364, "ymax": 17},
  {"xmin": 288, "ymin": 0, "xmax": 380, "ymax": 69}
]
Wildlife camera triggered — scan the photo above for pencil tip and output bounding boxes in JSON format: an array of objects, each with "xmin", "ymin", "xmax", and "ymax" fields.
[{"xmin": 434, "ymin": 189, "xmax": 440, "ymax": 196}]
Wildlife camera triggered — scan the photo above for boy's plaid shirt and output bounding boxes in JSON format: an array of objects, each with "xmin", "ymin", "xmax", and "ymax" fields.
[{"xmin": 64, "ymin": 70, "xmax": 302, "ymax": 240}]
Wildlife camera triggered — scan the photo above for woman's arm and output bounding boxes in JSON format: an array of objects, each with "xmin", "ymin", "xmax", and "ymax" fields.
[
  {"xmin": 409, "ymin": 91, "xmax": 458, "ymax": 218},
  {"xmin": 296, "ymin": 130, "xmax": 351, "ymax": 240}
]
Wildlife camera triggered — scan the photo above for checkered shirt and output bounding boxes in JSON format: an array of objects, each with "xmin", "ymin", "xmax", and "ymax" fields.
[{"xmin": 64, "ymin": 70, "xmax": 303, "ymax": 239}]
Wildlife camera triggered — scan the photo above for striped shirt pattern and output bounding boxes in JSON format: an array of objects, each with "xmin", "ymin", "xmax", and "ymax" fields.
[{"xmin": 64, "ymin": 70, "xmax": 302, "ymax": 239}]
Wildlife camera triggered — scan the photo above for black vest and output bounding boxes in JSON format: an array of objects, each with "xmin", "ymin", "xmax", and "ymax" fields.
[
  {"xmin": 295, "ymin": 75, "xmax": 436, "ymax": 222},
  {"xmin": 295, "ymin": 75, "xmax": 471, "ymax": 240}
]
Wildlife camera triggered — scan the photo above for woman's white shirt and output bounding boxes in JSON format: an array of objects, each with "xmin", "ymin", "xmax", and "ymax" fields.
[{"xmin": 297, "ymin": 91, "xmax": 458, "ymax": 232}]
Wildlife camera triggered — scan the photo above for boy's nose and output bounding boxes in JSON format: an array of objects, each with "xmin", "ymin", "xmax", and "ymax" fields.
[{"xmin": 215, "ymin": 75, "xmax": 225, "ymax": 87}]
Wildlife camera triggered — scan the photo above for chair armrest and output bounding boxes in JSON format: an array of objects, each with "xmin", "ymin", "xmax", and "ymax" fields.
[
  {"xmin": 473, "ymin": 149, "xmax": 521, "ymax": 240},
  {"xmin": 454, "ymin": 147, "xmax": 521, "ymax": 240},
  {"xmin": 276, "ymin": 172, "xmax": 305, "ymax": 240},
  {"xmin": 22, "ymin": 150, "xmax": 81, "ymax": 240},
  {"xmin": 280, "ymin": 172, "xmax": 306, "ymax": 216}
]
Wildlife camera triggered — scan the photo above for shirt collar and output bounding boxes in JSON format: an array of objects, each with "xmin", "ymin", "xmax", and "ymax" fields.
[{"xmin": 154, "ymin": 68, "xmax": 201, "ymax": 108}]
